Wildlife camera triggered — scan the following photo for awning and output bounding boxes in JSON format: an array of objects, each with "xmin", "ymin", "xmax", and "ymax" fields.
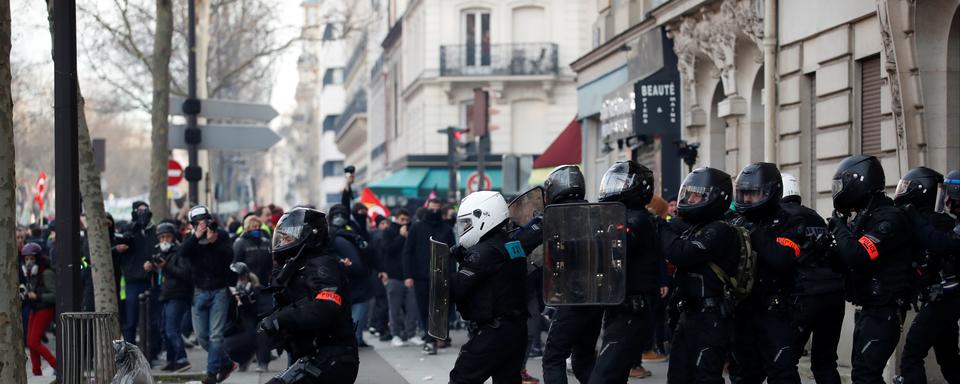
[
  {"xmin": 532, "ymin": 118, "xmax": 582, "ymax": 169},
  {"xmin": 367, "ymin": 168, "xmax": 429, "ymax": 197}
]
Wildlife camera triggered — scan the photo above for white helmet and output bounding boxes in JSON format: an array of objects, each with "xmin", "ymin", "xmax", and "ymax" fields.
[
  {"xmin": 455, "ymin": 191, "xmax": 508, "ymax": 249},
  {"xmin": 781, "ymin": 173, "xmax": 800, "ymax": 199}
]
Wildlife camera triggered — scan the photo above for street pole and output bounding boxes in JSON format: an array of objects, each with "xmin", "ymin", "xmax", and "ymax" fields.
[
  {"xmin": 445, "ymin": 127, "xmax": 459, "ymax": 202},
  {"xmin": 53, "ymin": 0, "xmax": 81, "ymax": 381},
  {"xmin": 185, "ymin": 0, "xmax": 201, "ymax": 205},
  {"xmin": 476, "ymin": 135, "xmax": 486, "ymax": 191},
  {"xmin": 763, "ymin": 0, "xmax": 778, "ymax": 163}
]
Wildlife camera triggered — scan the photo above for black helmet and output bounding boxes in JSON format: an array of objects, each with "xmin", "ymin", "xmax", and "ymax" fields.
[
  {"xmin": 935, "ymin": 170, "xmax": 960, "ymax": 215},
  {"xmin": 229, "ymin": 262, "xmax": 251, "ymax": 276},
  {"xmin": 598, "ymin": 160, "xmax": 654, "ymax": 207},
  {"xmin": 544, "ymin": 165, "xmax": 585, "ymax": 204},
  {"xmin": 832, "ymin": 155, "xmax": 885, "ymax": 214},
  {"xmin": 272, "ymin": 207, "xmax": 328, "ymax": 263},
  {"xmin": 156, "ymin": 223, "xmax": 177, "ymax": 237},
  {"xmin": 676, "ymin": 167, "xmax": 733, "ymax": 224},
  {"xmin": 894, "ymin": 167, "xmax": 943, "ymax": 209},
  {"xmin": 734, "ymin": 162, "xmax": 783, "ymax": 219}
]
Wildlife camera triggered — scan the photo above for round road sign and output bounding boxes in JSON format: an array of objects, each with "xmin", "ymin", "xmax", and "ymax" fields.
[{"xmin": 168, "ymin": 160, "xmax": 184, "ymax": 186}]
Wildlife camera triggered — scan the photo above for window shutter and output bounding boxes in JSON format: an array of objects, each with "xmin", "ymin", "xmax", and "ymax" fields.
[{"xmin": 860, "ymin": 56, "xmax": 882, "ymax": 155}]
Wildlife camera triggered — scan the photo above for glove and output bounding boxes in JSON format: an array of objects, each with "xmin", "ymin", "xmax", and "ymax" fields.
[
  {"xmin": 827, "ymin": 210, "xmax": 848, "ymax": 233},
  {"xmin": 901, "ymin": 203, "xmax": 924, "ymax": 225},
  {"xmin": 450, "ymin": 245, "xmax": 467, "ymax": 264},
  {"xmin": 257, "ymin": 314, "xmax": 280, "ymax": 336}
]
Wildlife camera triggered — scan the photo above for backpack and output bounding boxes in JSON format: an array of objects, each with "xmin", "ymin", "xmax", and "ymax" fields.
[{"xmin": 707, "ymin": 223, "xmax": 757, "ymax": 304}]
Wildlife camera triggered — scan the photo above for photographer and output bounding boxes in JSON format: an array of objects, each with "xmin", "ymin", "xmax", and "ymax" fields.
[
  {"xmin": 20, "ymin": 242, "xmax": 56, "ymax": 376},
  {"xmin": 340, "ymin": 165, "xmax": 370, "ymax": 241},
  {"xmin": 224, "ymin": 262, "xmax": 270, "ymax": 372},
  {"xmin": 146, "ymin": 223, "xmax": 193, "ymax": 372},
  {"xmin": 231, "ymin": 215, "xmax": 274, "ymax": 372},
  {"xmin": 118, "ymin": 201, "xmax": 158, "ymax": 346},
  {"xmin": 181, "ymin": 205, "xmax": 237, "ymax": 384}
]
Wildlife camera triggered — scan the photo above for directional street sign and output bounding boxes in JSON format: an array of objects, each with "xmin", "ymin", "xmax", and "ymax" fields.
[
  {"xmin": 168, "ymin": 124, "xmax": 282, "ymax": 151},
  {"xmin": 169, "ymin": 95, "xmax": 279, "ymax": 122}
]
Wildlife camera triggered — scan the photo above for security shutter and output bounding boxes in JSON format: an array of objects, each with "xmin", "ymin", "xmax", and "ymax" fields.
[{"xmin": 860, "ymin": 56, "xmax": 882, "ymax": 155}]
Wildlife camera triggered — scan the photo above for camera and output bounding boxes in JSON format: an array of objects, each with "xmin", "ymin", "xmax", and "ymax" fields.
[
  {"xmin": 18, "ymin": 284, "xmax": 27, "ymax": 300},
  {"xmin": 344, "ymin": 165, "xmax": 356, "ymax": 175}
]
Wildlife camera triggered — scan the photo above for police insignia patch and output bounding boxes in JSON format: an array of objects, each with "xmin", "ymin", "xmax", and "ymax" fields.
[{"xmin": 505, "ymin": 241, "xmax": 526, "ymax": 259}]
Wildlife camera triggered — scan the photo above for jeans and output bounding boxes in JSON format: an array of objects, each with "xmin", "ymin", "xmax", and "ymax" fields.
[
  {"xmin": 193, "ymin": 288, "xmax": 232, "ymax": 375},
  {"xmin": 352, "ymin": 301, "xmax": 370, "ymax": 345},
  {"xmin": 122, "ymin": 280, "xmax": 148, "ymax": 343},
  {"xmin": 386, "ymin": 279, "xmax": 419, "ymax": 340},
  {"xmin": 163, "ymin": 299, "xmax": 191, "ymax": 364}
]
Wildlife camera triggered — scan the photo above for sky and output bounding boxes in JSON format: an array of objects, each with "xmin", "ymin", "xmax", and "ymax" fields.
[{"xmin": 10, "ymin": 0, "xmax": 305, "ymax": 121}]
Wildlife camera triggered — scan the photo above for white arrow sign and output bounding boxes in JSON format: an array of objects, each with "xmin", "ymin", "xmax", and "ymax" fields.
[
  {"xmin": 168, "ymin": 124, "xmax": 282, "ymax": 151},
  {"xmin": 169, "ymin": 95, "xmax": 279, "ymax": 122}
]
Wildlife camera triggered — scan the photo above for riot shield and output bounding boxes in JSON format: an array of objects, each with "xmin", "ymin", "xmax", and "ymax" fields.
[
  {"xmin": 542, "ymin": 202, "xmax": 627, "ymax": 306},
  {"xmin": 428, "ymin": 237, "xmax": 450, "ymax": 340},
  {"xmin": 508, "ymin": 187, "xmax": 546, "ymax": 273}
]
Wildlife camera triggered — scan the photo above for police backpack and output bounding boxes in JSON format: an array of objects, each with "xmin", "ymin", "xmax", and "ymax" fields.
[{"xmin": 707, "ymin": 223, "xmax": 757, "ymax": 304}]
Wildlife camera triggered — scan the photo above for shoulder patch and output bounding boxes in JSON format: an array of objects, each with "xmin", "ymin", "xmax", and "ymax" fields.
[
  {"xmin": 876, "ymin": 221, "xmax": 893, "ymax": 235},
  {"xmin": 505, "ymin": 241, "xmax": 526, "ymax": 259}
]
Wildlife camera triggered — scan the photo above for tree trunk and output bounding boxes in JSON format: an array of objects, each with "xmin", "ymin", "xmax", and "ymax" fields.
[
  {"xmin": 0, "ymin": 0, "xmax": 28, "ymax": 381},
  {"xmin": 45, "ymin": 0, "xmax": 120, "ymax": 328},
  {"xmin": 149, "ymin": 0, "xmax": 173, "ymax": 219}
]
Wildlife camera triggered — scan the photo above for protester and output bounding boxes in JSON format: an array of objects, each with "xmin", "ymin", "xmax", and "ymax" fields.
[
  {"xmin": 381, "ymin": 209, "xmax": 421, "ymax": 346},
  {"xmin": 148, "ymin": 223, "xmax": 193, "ymax": 372},
  {"xmin": 402, "ymin": 198, "xmax": 455, "ymax": 354},
  {"xmin": 329, "ymin": 204, "xmax": 374, "ymax": 348},
  {"xmin": 21, "ymin": 242, "xmax": 56, "ymax": 376},
  {"xmin": 368, "ymin": 215, "xmax": 392, "ymax": 342},
  {"xmin": 231, "ymin": 215, "xmax": 274, "ymax": 371},
  {"xmin": 223, "ymin": 262, "xmax": 267, "ymax": 372},
  {"xmin": 118, "ymin": 201, "xmax": 161, "ymax": 361}
]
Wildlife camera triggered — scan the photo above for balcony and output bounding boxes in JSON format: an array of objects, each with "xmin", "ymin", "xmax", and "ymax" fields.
[
  {"xmin": 344, "ymin": 34, "xmax": 368, "ymax": 81},
  {"xmin": 334, "ymin": 90, "xmax": 367, "ymax": 138},
  {"xmin": 440, "ymin": 43, "xmax": 558, "ymax": 77}
]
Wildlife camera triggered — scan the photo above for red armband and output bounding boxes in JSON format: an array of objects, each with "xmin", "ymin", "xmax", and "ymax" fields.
[
  {"xmin": 314, "ymin": 291, "xmax": 342, "ymax": 306},
  {"xmin": 776, "ymin": 237, "xmax": 801, "ymax": 258},
  {"xmin": 858, "ymin": 235, "xmax": 879, "ymax": 260}
]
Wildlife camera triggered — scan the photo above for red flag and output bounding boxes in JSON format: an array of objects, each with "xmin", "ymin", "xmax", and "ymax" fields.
[
  {"xmin": 423, "ymin": 186, "xmax": 438, "ymax": 207},
  {"xmin": 34, "ymin": 171, "xmax": 46, "ymax": 212},
  {"xmin": 360, "ymin": 187, "xmax": 391, "ymax": 221}
]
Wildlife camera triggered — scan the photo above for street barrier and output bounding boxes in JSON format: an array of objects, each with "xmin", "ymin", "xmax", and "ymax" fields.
[{"xmin": 60, "ymin": 312, "xmax": 120, "ymax": 383}]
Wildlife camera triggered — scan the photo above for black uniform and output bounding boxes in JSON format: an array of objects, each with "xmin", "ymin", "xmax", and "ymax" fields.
[
  {"xmin": 898, "ymin": 208, "xmax": 960, "ymax": 384},
  {"xmin": 831, "ymin": 197, "xmax": 913, "ymax": 384},
  {"xmin": 782, "ymin": 199, "xmax": 844, "ymax": 384},
  {"xmin": 449, "ymin": 230, "xmax": 527, "ymax": 384},
  {"xmin": 660, "ymin": 220, "xmax": 740, "ymax": 384},
  {"xmin": 260, "ymin": 207, "xmax": 359, "ymax": 384},
  {"xmin": 586, "ymin": 207, "xmax": 661, "ymax": 383},
  {"xmin": 729, "ymin": 208, "xmax": 803, "ymax": 384},
  {"xmin": 661, "ymin": 166, "xmax": 740, "ymax": 384}
]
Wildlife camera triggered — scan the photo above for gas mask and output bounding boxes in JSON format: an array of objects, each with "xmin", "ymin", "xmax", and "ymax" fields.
[{"xmin": 22, "ymin": 261, "xmax": 37, "ymax": 276}]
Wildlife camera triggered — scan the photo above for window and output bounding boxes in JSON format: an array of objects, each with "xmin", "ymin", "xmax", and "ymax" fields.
[
  {"xmin": 325, "ymin": 193, "xmax": 341, "ymax": 205},
  {"xmin": 322, "ymin": 23, "xmax": 339, "ymax": 41},
  {"xmin": 860, "ymin": 56, "xmax": 882, "ymax": 155},
  {"xmin": 323, "ymin": 160, "xmax": 344, "ymax": 176},
  {"xmin": 323, "ymin": 115, "xmax": 340, "ymax": 132},
  {"xmin": 323, "ymin": 68, "xmax": 344, "ymax": 86},
  {"xmin": 463, "ymin": 10, "xmax": 491, "ymax": 67}
]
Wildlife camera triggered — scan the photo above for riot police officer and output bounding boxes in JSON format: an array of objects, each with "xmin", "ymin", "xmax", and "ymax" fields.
[
  {"xmin": 728, "ymin": 163, "xmax": 803, "ymax": 384},
  {"xmin": 658, "ymin": 167, "xmax": 741, "ymax": 384},
  {"xmin": 895, "ymin": 167, "xmax": 960, "ymax": 384},
  {"xmin": 585, "ymin": 160, "xmax": 662, "ymax": 383},
  {"xmin": 829, "ymin": 155, "xmax": 913, "ymax": 384},
  {"xmin": 449, "ymin": 191, "xmax": 527, "ymax": 384},
  {"xmin": 781, "ymin": 173, "xmax": 844, "ymax": 384},
  {"xmin": 257, "ymin": 207, "xmax": 359, "ymax": 384},
  {"xmin": 532, "ymin": 166, "xmax": 605, "ymax": 384}
]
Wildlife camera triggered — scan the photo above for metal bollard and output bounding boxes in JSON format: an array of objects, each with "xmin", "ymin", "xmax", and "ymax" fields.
[
  {"xmin": 59, "ymin": 312, "xmax": 121, "ymax": 384},
  {"xmin": 137, "ymin": 290, "xmax": 151, "ymax": 364}
]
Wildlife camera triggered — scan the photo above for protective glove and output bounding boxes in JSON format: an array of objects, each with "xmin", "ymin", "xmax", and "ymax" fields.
[
  {"xmin": 450, "ymin": 244, "xmax": 467, "ymax": 264},
  {"xmin": 257, "ymin": 314, "xmax": 280, "ymax": 336}
]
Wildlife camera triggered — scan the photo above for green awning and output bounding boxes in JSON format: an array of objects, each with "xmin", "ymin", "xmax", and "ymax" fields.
[{"xmin": 367, "ymin": 168, "xmax": 429, "ymax": 197}]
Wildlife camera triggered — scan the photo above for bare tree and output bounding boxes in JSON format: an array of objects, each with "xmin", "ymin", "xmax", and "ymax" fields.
[
  {"xmin": 0, "ymin": 0, "xmax": 28, "ymax": 380},
  {"xmin": 46, "ymin": 0, "xmax": 121, "ymax": 330},
  {"xmin": 149, "ymin": 0, "xmax": 172, "ymax": 220}
]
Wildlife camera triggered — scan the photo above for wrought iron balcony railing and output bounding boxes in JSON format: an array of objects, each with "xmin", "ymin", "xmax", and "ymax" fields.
[
  {"xmin": 439, "ymin": 42, "xmax": 558, "ymax": 77},
  {"xmin": 334, "ymin": 90, "xmax": 366, "ymax": 136}
]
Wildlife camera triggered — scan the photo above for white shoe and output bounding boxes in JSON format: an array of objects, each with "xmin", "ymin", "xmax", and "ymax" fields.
[
  {"xmin": 391, "ymin": 336, "xmax": 405, "ymax": 347},
  {"xmin": 408, "ymin": 337, "xmax": 425, "ymax": 346}
]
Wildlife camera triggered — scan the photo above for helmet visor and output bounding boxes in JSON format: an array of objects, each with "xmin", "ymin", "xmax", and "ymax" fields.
[
  {"xmin": 734, "ymin": 178, "xmax": 773, "ymax": 207},
  {"xmin": 894, "ymin": 179, "xmax": 913, "ymax": 200},
  {"xmin": 455, "ymin": 217, "xmax": 474, "ymax": 240},
  {"xmin": 678, "ymin": 184, "xmax": 714, "ymax": 208},
  {"xmin": 831, "ymin": 178, "xmax": 844, "ymax": 198},
  {"xmin": 598, "ymin": 171, "xmax": 636, "ymax": 201},
  {"xmin": 936, "ymin": 178, "xmax": 960, "ymax": 214},
  {"xmin": 272, "ymin": 210, "xmax": 306, "ymax": 251}
]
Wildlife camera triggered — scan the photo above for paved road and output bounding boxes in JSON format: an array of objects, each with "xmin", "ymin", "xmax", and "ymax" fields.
[{"xmin": 27, "ymin": 329, "xmax": 826, "ymax": 383}]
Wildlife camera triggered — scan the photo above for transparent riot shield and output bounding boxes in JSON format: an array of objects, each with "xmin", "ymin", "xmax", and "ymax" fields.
[
  {"xmin": 428, "ymin": 237, "xmax": 450, "ymax": 339},
  {"xmin": 509, "ymin": 187, "xmax": 546, "ymax": 273},
  {"xmin": 542, "ymin": 202, "xmax": 627, "ymax": 306}
]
